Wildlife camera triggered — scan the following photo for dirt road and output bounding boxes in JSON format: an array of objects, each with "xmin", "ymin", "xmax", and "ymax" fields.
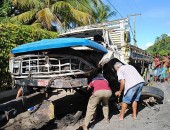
[
  {"xmin": 63, "ymin": 82, "xmax": 170, "ymax": 130},
  {"xmin": 1, "ymin": 82, "xmax": 170, "ymax": 130}
]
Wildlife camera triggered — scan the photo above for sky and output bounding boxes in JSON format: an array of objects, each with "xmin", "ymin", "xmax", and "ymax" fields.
[{"xmin": 103, "ymin": 0, "xmax": 170, "ymax": 50}]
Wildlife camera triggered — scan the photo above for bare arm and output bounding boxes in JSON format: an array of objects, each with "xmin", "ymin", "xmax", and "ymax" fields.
[
  {"xmin": 16, "ymin": 88, "xmax": 23, "ymax": 99},
  {"xmin": 160, "ymin": 60, "xmax": 165, "ymax": 63},
  {"xmin": 87, "ymin": 85, "xmax": 91, "ymax": 90},
  {"xmin": 115, "ymin": 79, "xmax": 125, "ymax": 96}
]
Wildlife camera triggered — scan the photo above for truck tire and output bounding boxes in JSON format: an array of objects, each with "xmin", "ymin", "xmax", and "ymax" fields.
[
  {"xmin": 141, "ymin": 86, "xmax": 164, "ymax": 103},
  {"xmin": 140, "ymin": 66, "xmax": 145, "ymax": 76},
  {"xmin": 144, "ymin": 69, "xmax": 150, "ymax": 85}
]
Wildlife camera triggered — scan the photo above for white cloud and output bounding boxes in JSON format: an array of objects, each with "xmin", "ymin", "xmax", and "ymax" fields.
[
  {"xmin": 138, "ymin": 42, "xmax": 153, "ymax": 50},
  {"xmin": 143, "ymin": 42, "xmax": 154, "ymax": 49}
]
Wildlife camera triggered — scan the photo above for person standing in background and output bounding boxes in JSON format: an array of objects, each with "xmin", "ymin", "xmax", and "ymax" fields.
[
  {"xmin": 153, "ymin": 53, "xmax": 161, "ymax": 82},
  {"xmin": 168, "ymin": 53, "xmax": 170, "ymax": 81},
  {"xmin": 160, "ymin": 55, "xmax": 169, "ymax": 82}
]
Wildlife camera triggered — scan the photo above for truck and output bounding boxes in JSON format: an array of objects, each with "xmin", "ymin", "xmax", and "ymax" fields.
[
  {"xmin": 9, "ymin": 18, "xmax": 152, "ymax": 90},
  {"xmin": 0, "ymin": 18, "xmax": 164, "ymax": 128}
]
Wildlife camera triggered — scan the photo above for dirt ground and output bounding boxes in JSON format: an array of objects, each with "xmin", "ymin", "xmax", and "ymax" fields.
[
  {"xmin": 61, "ymin": 82, "xmax": 170, "ymax": 130},
  {"xmin": 2, "ymin": 82, "xmax": 170, "ymax": 130}
]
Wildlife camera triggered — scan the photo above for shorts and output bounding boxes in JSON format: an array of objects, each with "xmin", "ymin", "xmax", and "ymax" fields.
[
  {"xmin": 123, "ymin": 83, "xmax": 144, "ymax": 104},
  {"xmin": 153, "ymin": 68, "xmax": 161, "ymax": 76},
  {"xmin": 160, "ymin": 67, "xmax": 168, "ymax": 79}
]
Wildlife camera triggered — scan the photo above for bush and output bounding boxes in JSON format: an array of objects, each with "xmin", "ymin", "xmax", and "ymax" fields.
[{"xmin": 0, "ymin": 23, "xmax": 57, "ymax": 91}]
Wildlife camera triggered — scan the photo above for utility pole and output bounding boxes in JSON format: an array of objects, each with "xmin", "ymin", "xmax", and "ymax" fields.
[{"xmin": 128, "ymin": 14, "xmax": 141, "ymax": 47}]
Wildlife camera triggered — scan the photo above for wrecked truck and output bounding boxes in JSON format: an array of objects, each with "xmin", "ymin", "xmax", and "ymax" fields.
[
  {"xmin": 0, "ymin": 18, "xmax": 164, "ymax": 128},
  {"xmin": 9, "ymin": 18, "xmax": 154, "ymax": 91}
]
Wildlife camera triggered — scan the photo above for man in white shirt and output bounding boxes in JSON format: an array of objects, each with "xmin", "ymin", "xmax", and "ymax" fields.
[{"xmin": 114, "ymin": 62, "xmax": 144, "ymax": 120}]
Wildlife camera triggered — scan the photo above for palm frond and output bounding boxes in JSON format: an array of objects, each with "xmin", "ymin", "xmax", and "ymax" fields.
[
  {"xmin": 44, "ymin": 0, "xmax": 50, "ymax": 7},
  {"xmin": 11, "ymin": 10, "xmax": 36, "ymax": 24},
  {"xmin": 51, "ymin": 1, "xmax": 93, "ymax": 25},
  {"xmin": 31, "ymin": 22, "xmax": 43, "ymax": 29},
  {"xmin": 36, "ymin": 8, "xmax": 62, "ymax": 30},
  {"xmin": 89, "ymin": 0, "xmax": 98, "ymax": 6},
  {"xmin": 93, "ymin": 4, "xmax": 115, "ymax": 23},
  {"xmin": 12, "ymin": 0, "xmax": 44, "ymax": 10},
  {"xmin": 67, "ymin": 0, "xmax": 93, "ymax": 13},
  {"xmin": 10, "ymin": 0, "xmax": 113, "ymax": 30},
  {"xmin": 71, "ymin": 8, "xmax": 92, "ymax": 25}
]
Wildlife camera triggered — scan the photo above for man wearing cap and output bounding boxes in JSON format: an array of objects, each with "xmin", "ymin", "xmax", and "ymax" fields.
[
  {"xmin": 82, "ymin": 72, "xmax": 112, "ymax": 130},
  {"xmin": 114, "ymin": 62, "xmax": 144, "ymax": 120}
]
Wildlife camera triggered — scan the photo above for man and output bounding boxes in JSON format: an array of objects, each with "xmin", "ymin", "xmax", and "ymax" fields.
[
  {"xmin": 160, "ymin": 55, "xmax": 169, "ymax": 82},
  {"xmin": 153, "ymin": 53, "xmax": 161, "ymax": 82},
  {"xmin": 82, "ymin": 72, "xmax": 112, "ymax": 130},
  {"xmin": 114, "ymin": 62, "xmax": 144, "ymax": 120},
  {"xmin": 168, "ymin": 53, "xmax": 170, "ymax": 81},
  {"xmin": 16, "ymin": 86, "xmax": 35, "ymax": 112}
]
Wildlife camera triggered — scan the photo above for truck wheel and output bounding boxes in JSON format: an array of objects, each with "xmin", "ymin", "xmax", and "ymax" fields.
[
  {"xmin": 144, "ymin": 69, "xmax": 151, "ymax": 85},
  {"xmin": 0, "ymin": 110, "xmax": 8, "ymax": 128},
  {"xmin": 141, "ymin": 86, "xmax": 164, "ymax": 103},
  {"xmin": 140, "ymin": 66, "xmax": 145, "ymax": 75}
]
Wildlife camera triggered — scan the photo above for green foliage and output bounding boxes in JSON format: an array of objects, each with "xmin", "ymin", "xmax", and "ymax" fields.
[
  {"xmin": 146, "ymin": 34, "xmax": 170, "ymax": 56},
  {"xmin": 0, "ymin": 0, "xmax": 12, "ymax": 17},
  {"xmin": 0, "ymin": 22, "xmax": 57, "ymax": 91},
  {"xmin": 10, "ymin": 0, "xmax": 114, "ymax": 31}
]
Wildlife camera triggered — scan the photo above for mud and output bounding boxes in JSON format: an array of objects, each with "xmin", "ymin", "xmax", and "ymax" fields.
[{"xmin": 1, "ymin": 82, "xmax": 170, "ymax": 130}]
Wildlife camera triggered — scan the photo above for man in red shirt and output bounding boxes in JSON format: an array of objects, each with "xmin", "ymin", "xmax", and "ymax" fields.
[{"xmin": 82, "ymin": 72, "xmax": 112, "ymax": 130}]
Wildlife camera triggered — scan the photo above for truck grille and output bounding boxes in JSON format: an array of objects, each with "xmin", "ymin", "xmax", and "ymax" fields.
[{"xmin": 10, "ymin": 54, "xmax": 95, "ymax": 78}]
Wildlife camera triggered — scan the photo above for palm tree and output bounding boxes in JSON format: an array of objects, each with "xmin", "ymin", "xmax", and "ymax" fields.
[
  {"xmin": 92, "ymin": 4, "xmax": 115, "ymax": 23},
  {"xmin": 10, "ymin": 0, "xmax": 114, "ymax": 31},
  {"xmin": 71, "ymin": 0, "xmax": 115, "ymax": 23}
]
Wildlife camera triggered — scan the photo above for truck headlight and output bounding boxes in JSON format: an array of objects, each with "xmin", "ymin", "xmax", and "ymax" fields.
[
  {"xmin": 12, "ymin": 61, "xmax": 20, "ymax": 75},
  {"xmin": 13, "ymin": 62, "xmax": 20, "ymax": 68}
]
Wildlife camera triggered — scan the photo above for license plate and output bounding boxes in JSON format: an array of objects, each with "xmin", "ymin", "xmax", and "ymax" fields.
[{"xmin": 38, "ymin": 80, "xmax": 49, "ymax": 86}]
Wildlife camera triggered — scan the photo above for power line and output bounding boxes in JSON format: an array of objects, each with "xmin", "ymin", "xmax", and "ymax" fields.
[
  {"xmin": 75, "ymin": 0, "xmax": 92, "ymax": 12},
  {"xmin": 123, "ymin": 0, "xmax": 136, "ymax": 14},
  {"xmin": 113, "ymin": 0, "xmax": 127, "ymax": 18},
  {"xmin": 105, "ymin": 0, "xmax": 142, "ymax": 47},
  {"xmin": 105, "ymin": 0, "xmax": 124, "ymax": 18}
]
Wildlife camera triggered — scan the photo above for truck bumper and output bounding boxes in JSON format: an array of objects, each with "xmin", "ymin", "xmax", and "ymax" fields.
[{"xmin": 15, "ymin": 78, "xmax": 88, "ymax": 88}]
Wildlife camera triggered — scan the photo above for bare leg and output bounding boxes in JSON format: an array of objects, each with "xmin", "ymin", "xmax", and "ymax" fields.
[
  {"xmin": 155, "ymin": 76, "xmax": 158, "ymax": 82},
  {"xmin": 82, "ymin": 125, "xmax": 88, "ymax": 130},
  {"xmin": 102, "ymin": 98, "xmax": 109, "ymax": 121},
  {"xmin": 164, "ymin": 78, "xmax": 167, "ymax": 82},
  {"xmin": 119, "ymin": 102, "xmax": 128, "ymax": 120},
  {"xmin": 132, "ymin": 101, "xmax": 138, "ymax": 119},
  {"xmin": 16, "ymin": 88, "xmax": 23, "ymax": 99},
  {"xmin": 154, "ymin": 76, "xmax": 158, "ymax": 82}
]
